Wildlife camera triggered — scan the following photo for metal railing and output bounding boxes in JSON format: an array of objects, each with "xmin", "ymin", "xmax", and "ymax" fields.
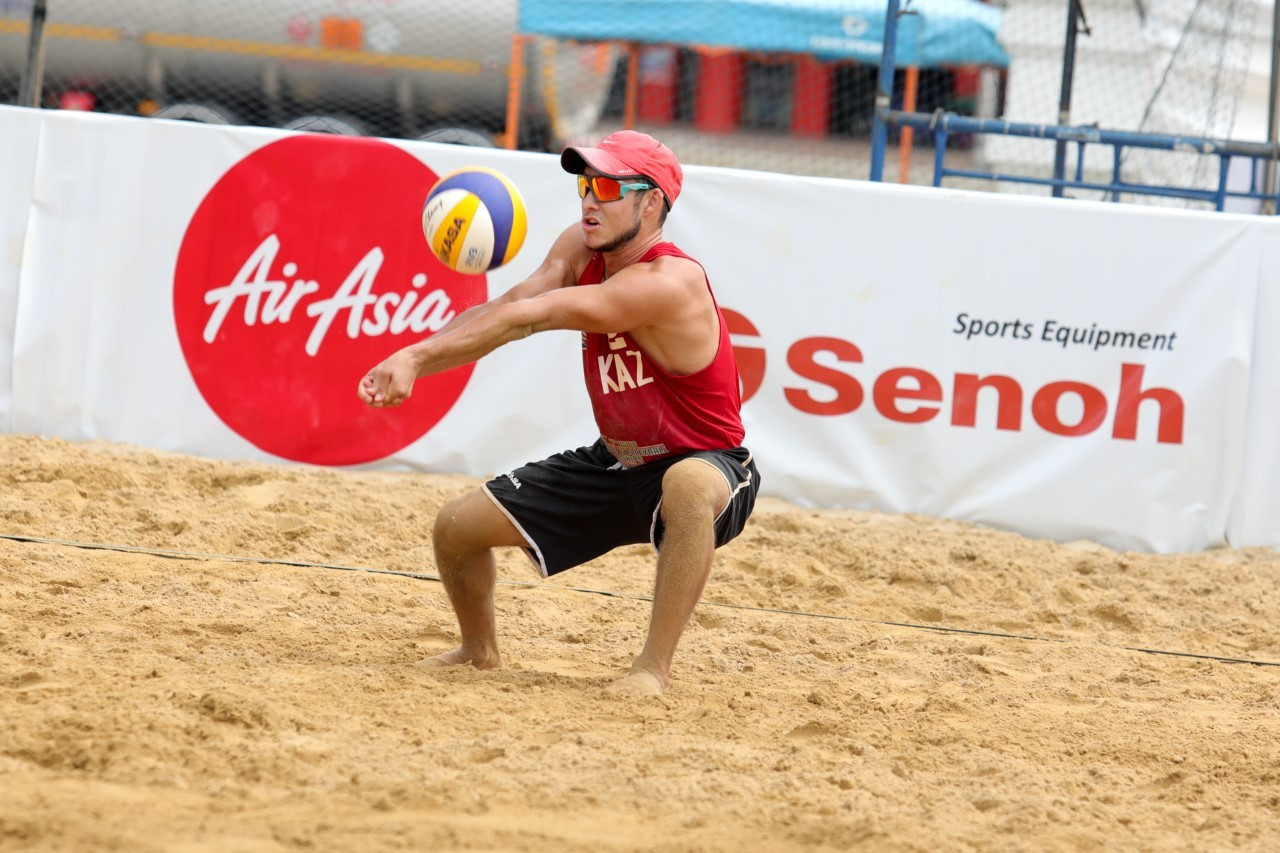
[{"xmin": 884, "ymin": 109, "xmax": 1280, "ymax": 211}]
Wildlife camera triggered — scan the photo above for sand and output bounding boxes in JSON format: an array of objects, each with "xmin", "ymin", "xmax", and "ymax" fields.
[{"xmin": 1, "ymin": 432, "xmax": 1278, "ymax": 851}]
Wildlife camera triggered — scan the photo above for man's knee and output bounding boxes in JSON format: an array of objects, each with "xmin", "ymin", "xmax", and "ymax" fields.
[
  {"xmin": 660, "ymin": 459, "xmax": 730, "ymax": 524},
  {"xmin": 432, "ymin": 494, "xmax": 470, "ymax": 556},
  {"xmin": 432, "ymin": 488, "xmax": 524, "ymax": 556}
]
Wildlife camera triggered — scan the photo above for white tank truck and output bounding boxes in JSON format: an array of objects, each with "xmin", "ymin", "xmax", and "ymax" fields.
[{"xmin": 0, "ymin": 0, "xmax": 617, "ymax": 147}]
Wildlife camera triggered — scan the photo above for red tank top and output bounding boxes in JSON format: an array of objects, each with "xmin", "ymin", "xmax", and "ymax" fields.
[{"xmin": 579, "ymin": 243, "xmax": 744, "ymax": 466}]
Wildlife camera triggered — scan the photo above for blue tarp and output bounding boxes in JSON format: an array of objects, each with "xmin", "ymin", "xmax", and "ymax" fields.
[{"xmin": 518, "ymin": 0, "xmax": 1008, "ymax": 69}]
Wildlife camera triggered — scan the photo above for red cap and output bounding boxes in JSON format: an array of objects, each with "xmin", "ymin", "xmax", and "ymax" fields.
[{"xmin": 561, "ymin": 130, "xmax": 683, "ymax": 208}]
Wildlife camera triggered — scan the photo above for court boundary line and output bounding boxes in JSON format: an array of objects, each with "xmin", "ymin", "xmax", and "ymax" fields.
[{"xmin": 4, "ymin": 532, "xmax": 1278, "ymax": 669}]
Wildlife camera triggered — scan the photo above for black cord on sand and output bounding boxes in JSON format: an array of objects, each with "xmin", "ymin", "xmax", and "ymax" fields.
[{"xmin": 4, "ymin": 532, "xmax": 1278, "ymax": 669}]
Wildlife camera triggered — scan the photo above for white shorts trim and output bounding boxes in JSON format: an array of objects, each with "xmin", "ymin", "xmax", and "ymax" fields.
[
  {"xmin": 481, "ymin": 483, "xmax": 549, "ymax": 579},
  {"xmin": 647, "ymin": 453, "xmax": 753, "ymax": 550}
]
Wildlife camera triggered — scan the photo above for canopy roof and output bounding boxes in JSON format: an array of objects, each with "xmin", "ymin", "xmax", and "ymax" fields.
[{"xmin": 518, "ymin": 0, "xmax": 1009, "ymax": 68}]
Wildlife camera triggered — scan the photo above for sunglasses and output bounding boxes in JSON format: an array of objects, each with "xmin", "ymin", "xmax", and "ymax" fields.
[{"xmin": 577, "ymin": 174, "xmax": 654, "ymax": 202}]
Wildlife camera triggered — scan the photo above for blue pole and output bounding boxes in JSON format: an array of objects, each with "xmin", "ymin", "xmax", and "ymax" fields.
[
  {"xmin": 933, "ymin": 128, "xmax": 947, "ymax": 186},
  {"xmin": 870, "ymin": 0, "xmax": 902, "ymax": 181},
  {"xmin": 1053, "ymin": 0, "xmax": 1085, "ymax": 198}
]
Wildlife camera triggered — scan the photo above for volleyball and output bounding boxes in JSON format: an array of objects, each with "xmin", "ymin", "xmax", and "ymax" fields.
[{"xmin": 422, "ymin": 167, "xmax": 528, "ymax": 275}]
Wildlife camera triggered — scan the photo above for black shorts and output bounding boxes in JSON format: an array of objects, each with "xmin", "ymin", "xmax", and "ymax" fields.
[{"xmin": 482, "ymin": 439, "xmax": 760, "ymax": 577}]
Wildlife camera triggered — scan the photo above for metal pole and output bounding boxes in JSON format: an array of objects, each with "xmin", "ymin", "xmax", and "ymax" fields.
[
  {"xmin": 503, "ymin": 34, "xmax": 526, "ymax": 149},
  {"xmin": 1053, "ymin": 0, "xmax": 1084, "ymax": 198},
  {"xmin": 1265, "ymin": 0, "xmax": 1280, "ymax": 212},
  {"xmin": 870, "ymin": 0, "xmax": 903, "ymax": 181},
  {"xmin": 17, "ymin": 0, "xmax": 49, "ymax": 108},
  {"xmin": 624, "ymin": 43, "xmax": 640, "ymax": 130}
]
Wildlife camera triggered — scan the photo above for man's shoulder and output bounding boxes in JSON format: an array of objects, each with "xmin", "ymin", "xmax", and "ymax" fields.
[
  {"xmin": 636, "ymin": 251, "xmax": 704, "ymax": 283},
  {"xmin": 645, "ymin": 241, "xmax": 701, "ymax": 265}
]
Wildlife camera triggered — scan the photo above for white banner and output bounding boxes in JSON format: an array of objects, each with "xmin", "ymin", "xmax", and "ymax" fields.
[
  {"xmin": 680, "ymin": 170, "xmax": 1258, "ymax": 552},
  {"xmin": 0, "ymin": 107, "xmax": 40, "ymax": 431},
  {"xmin": 2, "ymin": 106, "xmax": 1275, "ymax": 553},
  {"xmin": 1228, "ymin": 224, "xmax": 1280, "ymax": 546},
  {"xmin": 5, "ymin": 109, "xmax": 593, "ymax": 472}
]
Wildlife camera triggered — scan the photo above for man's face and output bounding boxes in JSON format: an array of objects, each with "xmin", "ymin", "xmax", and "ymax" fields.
[{"xmin": 578, "ymin": 169, "xmax": 646, "ymax": 252}]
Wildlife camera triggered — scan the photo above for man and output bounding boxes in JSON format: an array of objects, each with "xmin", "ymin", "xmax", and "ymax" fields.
[{"xmin": 357, "ymin": 130, "xmax": 759, "ymax": 697}]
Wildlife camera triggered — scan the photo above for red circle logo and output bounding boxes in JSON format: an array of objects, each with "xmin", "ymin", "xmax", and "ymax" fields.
[
  {"xmin": 724, "ymin": 308, "xmax": 766, "ymax": 404},
  {"xmin": 174, "ymin": 135, "xmax": 486, "ymax": 465}
]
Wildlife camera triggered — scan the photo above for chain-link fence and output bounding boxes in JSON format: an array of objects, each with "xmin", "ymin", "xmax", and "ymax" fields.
[
  {"xmin": 0, "ymin": 0, "xmax": 617, "ymax": 148},
  {"xmin": 1, "ymin": 0, "xmax": 1273, "ymax": 205},
  {"xmin": 982, "ymin": 0, "xmax": 1269, "ymax": 206}
]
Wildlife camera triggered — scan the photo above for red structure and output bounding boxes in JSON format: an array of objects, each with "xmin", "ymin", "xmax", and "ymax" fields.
[
  {"xmin": 790, "ymin": 56, "xmax": 831, "ymax": 137},
  {"xmin": 638, "ymin": 47, "xmax": 678, "ymax": 124},
  {"xmin": 694, "ymin": 50, "xmax": 744, "ymax": 134}
]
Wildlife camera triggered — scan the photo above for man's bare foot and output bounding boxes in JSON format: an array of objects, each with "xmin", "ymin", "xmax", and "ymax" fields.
[
  {"xmin": 416, "ymin": 645, "xmax": 501, "ymax": 670},
  {"xmin": 604, "ymin": 668, "xmax": 667, "ymax": 697}
]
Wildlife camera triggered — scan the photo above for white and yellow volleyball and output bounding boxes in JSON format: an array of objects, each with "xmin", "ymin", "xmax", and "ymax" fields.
[{"xmin": 422, "ymin": 166, "xmax": 528, "ymax": 275}]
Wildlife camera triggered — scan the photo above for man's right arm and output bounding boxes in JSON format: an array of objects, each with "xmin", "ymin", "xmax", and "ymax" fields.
[
  {"xmin": 357, "ymin": 224, "xmax": 586, "ymax": 407},
  {"xmin": 404, "ymin": 223, "xmax": 582, "ymax": 344}
]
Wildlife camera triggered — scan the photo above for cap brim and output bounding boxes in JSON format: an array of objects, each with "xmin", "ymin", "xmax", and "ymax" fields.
[{"xmin": 560, "ymin": 146, "xmax": 638, "ymax": 179}]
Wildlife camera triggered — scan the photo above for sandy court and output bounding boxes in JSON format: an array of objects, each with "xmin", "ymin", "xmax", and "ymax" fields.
[{"xmin": 1, "ymin": 433, "xmax": 1278, "ymax": 851}]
